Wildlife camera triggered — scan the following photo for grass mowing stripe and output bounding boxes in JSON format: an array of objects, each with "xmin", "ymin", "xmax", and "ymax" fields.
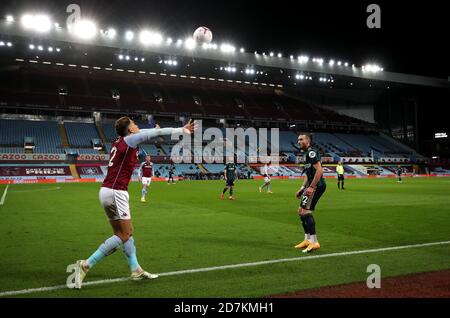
[
  {"xmin": 0, "ymin": 184, "xmax": 9, "ymax": 206},
  {"xmin": 1, "ymin": 240, "xmax": 449, "ymax": 297},
  {"xmin": 9, "ymin": 186, "xmax": 61, "ymax": 193}
]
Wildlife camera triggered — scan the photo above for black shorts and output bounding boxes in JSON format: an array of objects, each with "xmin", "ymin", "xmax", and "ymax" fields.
[
  {"xmin": 226, "ymin": 179, "xmax": 235, "ymax": 187},
  {"xmin": 338, "ymin": 174, "xmax": 344, "ymax": 181},
  {"xmin": 300, "ymin": 184, "xmax": 326, "ymax": 211}
]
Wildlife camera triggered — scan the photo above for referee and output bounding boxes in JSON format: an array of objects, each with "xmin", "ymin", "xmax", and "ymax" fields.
[{"xmin": 336, "ymin": 161, "xmax": 345, "ymax": 190}]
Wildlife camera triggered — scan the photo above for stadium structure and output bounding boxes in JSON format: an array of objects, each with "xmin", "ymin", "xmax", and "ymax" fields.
[{"xmin": 0, "ymin": 14, "xmax": 449, "ymax": 183}]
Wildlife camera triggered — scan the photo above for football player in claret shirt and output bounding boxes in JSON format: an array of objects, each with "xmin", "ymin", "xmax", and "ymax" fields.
[
  {"xmin": 139, "ymin": 155, "xmax": 153, "ymax": 202},
  {"xmin": 72, "ymin": 117, "xmax": 197, "ymax": 289},
  {"xmin": 294, "ymin": 133, "xmax": 327, "ymax": 253}
]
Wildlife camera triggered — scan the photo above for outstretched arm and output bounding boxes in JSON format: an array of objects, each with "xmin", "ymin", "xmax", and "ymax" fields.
[
  {"xmin": 124, "ymin": 120, "xmax": 197, "ymax": 148},
  {"xmin": 125, "ymin": 128, "xmax": 182, "ymax": 148}
]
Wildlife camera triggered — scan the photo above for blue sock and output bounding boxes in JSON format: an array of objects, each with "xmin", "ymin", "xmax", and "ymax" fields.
[
  {"xmin": 86, "ymin": 235, "xmax": 122, "ymax": 268},
  {"xmin": 141, "ymin": 188, "xmax": 147, "ymax": 198},
  {"xmin": 267, "ymin": 184, "xmax": 270, "ymax": 192},
  {"xmin": 123, "ymin": 236, "xmax": 140, "ymax": 271}
]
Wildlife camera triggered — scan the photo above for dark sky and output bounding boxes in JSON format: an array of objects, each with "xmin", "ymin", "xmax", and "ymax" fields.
[{"xmin": 1, "ymin": 0, "xmax": 449, "ymax": 78}]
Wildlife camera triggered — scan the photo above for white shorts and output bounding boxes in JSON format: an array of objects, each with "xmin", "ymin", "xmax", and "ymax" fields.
[
  {"xmin": 142, "ymin": 177, "xmax": 152, "ymax": 186},
  {"xmin": 99, "ymin": 187, "xmax": 131, "ymax": 221},
  {"xmin": 264, "ymin": 176, "xmax": 271, "ymax": 183}
]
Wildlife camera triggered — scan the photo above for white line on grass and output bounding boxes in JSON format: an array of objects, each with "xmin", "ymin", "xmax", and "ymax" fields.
[
  {"xmin": 0, "ymin": 240, "xmax": 449, "ymax": 297},
  {"xmin": 0, "ymin": 184, "xmax": 9, "ymax": 206}
]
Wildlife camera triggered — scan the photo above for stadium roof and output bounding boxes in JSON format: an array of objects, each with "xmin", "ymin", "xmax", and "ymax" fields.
[{"xmin": 1, "ymin": 20, "xmax": 449, "ymax": 89}]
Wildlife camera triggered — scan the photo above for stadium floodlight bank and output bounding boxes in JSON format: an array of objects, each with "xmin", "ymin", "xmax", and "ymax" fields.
[{"xmin": 1, "ymin": 17, "xmax": 450, "ymax": 88}]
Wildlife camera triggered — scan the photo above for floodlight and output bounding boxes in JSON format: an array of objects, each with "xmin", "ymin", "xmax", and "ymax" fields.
[
  {"xmin": 125, "ymin": 31, "xmax": 134, "ymax": 41},
  {"xmin": 73, "ymin": 20, "xmax": 97, "ymax": 39}
]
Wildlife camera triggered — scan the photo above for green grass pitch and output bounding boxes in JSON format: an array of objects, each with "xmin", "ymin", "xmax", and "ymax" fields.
[{"xmin": 0, "ymin": 177, "xmax": 449, "ymax": 297}]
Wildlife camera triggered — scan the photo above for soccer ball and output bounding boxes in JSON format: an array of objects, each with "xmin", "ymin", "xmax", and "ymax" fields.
[{"xmin": 193, "ymin": 26, "xmax": 212, "ymax": 44}]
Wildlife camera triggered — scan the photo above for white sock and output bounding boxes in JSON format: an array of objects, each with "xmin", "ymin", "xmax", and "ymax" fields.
[
  {"xmin": 310, "ymin": 234, "xmax": 317, "ymax": 244},
  {"xmin": 304, "ymin": 234, "xmax": 310, "ymax": 241}
]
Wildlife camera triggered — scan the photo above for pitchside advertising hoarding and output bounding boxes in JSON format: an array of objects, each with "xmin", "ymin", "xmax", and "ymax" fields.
[
  {"xmin": 77, "ymin": 154, "xmax": 110, "ymax": 161},
  {"xmin": 0, "ymin": 153, "xmax": 110, "ymax": 161},
  {"xmin": 0, "ymin": 166, "xmax": 72, "ymax": 177},
  {"xmin": 0, "ymin": 153, "xmax": 67, "ymax": 161}
]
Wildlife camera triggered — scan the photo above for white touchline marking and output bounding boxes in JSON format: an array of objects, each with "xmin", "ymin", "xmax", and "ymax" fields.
[
  {"xmin": 0, "ymin": 184, "xmax": 9, "ymax": 206},
  {"xmin": 0, "ymin": 240, "xmax": 449, "ymax": 297}
]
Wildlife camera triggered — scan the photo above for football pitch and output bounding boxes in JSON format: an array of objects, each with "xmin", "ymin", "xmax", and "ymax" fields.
[{"xmin": 0, "ymin": 177, "xmax": 449, "ymax": 297}]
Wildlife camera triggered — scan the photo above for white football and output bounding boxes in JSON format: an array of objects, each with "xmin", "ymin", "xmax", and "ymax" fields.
[{"xmin": 193, "ymin": 26, "xmax": 212, "ymax": 43}]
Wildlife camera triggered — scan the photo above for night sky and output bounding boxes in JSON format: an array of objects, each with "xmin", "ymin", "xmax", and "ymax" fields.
[{"xmin": 0, "ymin": 0, "xmax": 449, "ymax": 78}]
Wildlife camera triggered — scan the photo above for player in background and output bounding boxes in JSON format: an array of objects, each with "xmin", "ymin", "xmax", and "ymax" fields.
[
  {"xmin": 167, "ymin": 163, "xmax": 175, "ymax": 184},
  {"xmin": 294, "ymin": 133, "xmax": 326, "ymax": 253},
  {"xmin": 73, "ymin": 117, "xmax": 197, "ymax": 289},
  {"xmin": 259, "ymin": 163, "xmax": 273, "ymax": 193},
  {"xmin": 139, "ymin": 155, "xmax": 153, "ymax": 202},
  {"xmin": 396, "ymin": 165, "xmax": 403, "ymax": 182},
  {"xmin": 336, "ymin": 161, "xmax": 345, "ymax": 190},
  {"xmin": 221, "ymin": 160, "xmax": 238, "ymax": 200}
]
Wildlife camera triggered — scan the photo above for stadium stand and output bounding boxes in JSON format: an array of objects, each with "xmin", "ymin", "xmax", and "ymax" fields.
[
  {"xmin": 0, "ymin": 147, "xmax": 24, "ymax": 153},
  {"xmin": 1, "ymin": 63, "xmax": 365, "ymax": 125},
  {"xmin": 153, "ymin": 163, "xmax": 200, "ymax": 177},
  {"xmin": 104, "ymin": 144, "xmax": 112, "ymax": 153},
  {"xmin": 310, "ymin": 132, "xmax": 418, "ymax": 160},
  {"xmin": 278, "ymin": 131, "xmax": 300, "ymax": 152},
  {"xmin": 0, "ymin": 115, "xmax": 420, "ymax": 167},
  {"xmin": 203, "ymin": 164, "xmax": 225, "ymax": 174},
  {"xmin": 0, "ymin": 119, "xmax": 62, "ymax": 153},
  {"xmin": 432, "ymin": 167, "xmax": 450, "ymax": 174},
  {"xmin": 77, "ymin": 149, "xmax": 101, "ymax": 154},
  {"xmin": 140, "ymin": 144, "xmax": 161, "ymax": 156},
  {"xmin": 160, "ymin": 144, "xmax": 173, "ymax": 156},
  {"xmin": 35, "ymin": 147, "xmax": 65, "ymax": 154},
  {"xmin": 0, "ymin": 59, "xmax": 428, "ymax": 174},
  {"xmin": 102, "ymin": 123, "xmax": 116, "ymax": 142},
  {"xmin": 64, "ymin": 122, "xmax": 101, "ymax": 147}
]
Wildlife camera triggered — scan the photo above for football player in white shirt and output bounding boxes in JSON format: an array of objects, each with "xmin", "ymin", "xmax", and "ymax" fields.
[{"xmin": 259, "ymin": 164, "xmax": 272, "ymax": 193}]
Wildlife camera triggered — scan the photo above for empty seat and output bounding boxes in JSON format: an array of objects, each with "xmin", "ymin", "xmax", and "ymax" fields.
[
  {"xmin": 0, "ymin": 119, "xmax": 62, "ymax": 150},
  {"xmin": 64, "ymin": 122, "xmax": 100, "ymax": 147}
]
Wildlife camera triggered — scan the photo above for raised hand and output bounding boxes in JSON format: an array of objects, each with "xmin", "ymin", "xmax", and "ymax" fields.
[{"xmin": 183, "ymin": 119, "xmax": 199, "ymax": 135}]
